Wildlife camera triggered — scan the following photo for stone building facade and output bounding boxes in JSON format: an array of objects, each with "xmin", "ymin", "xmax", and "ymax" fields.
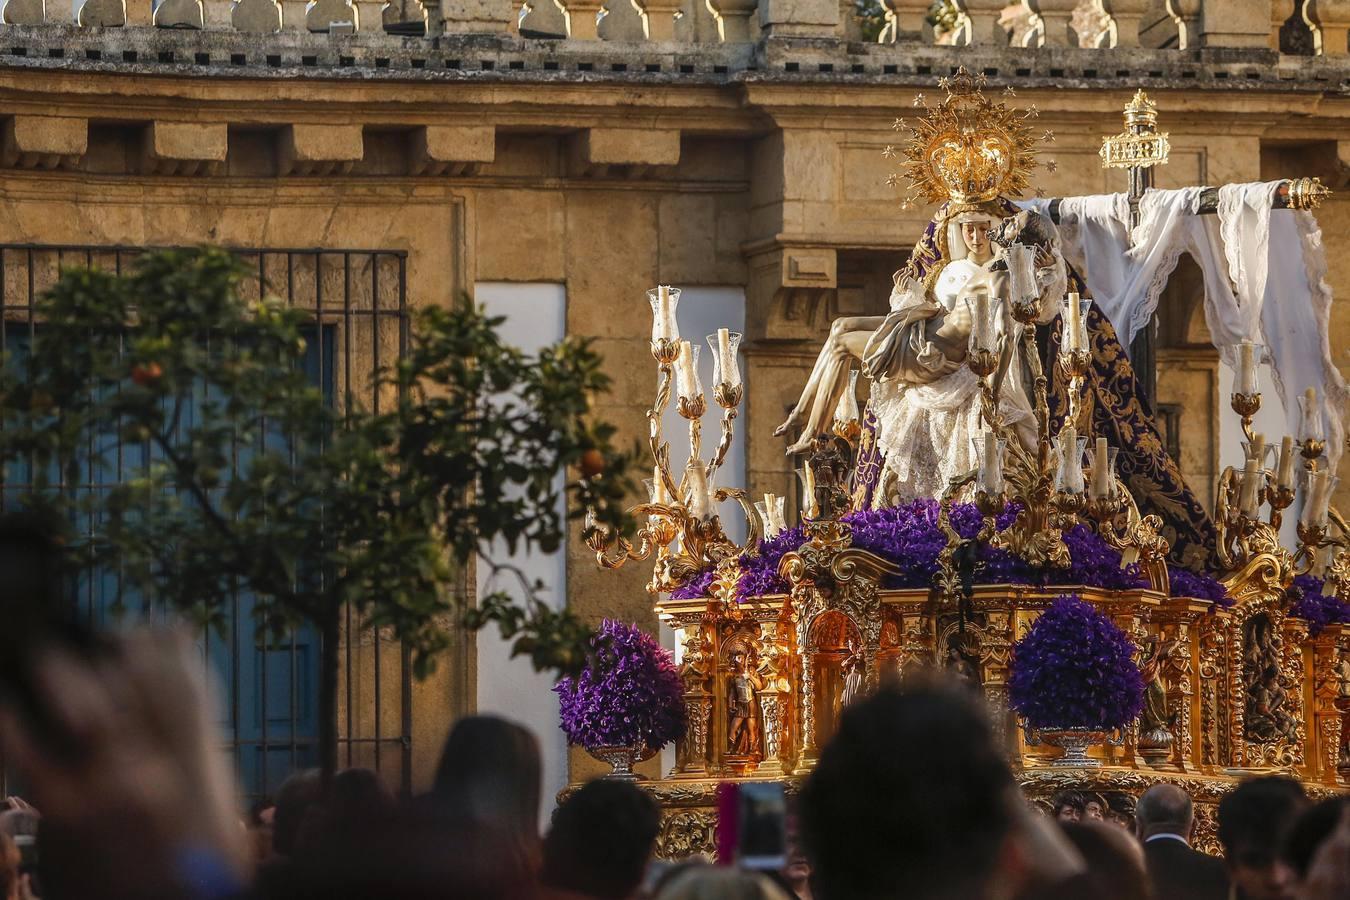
[{"xmin": 1, "ymin": 0, "xmax": 1349, "ymax": 792}]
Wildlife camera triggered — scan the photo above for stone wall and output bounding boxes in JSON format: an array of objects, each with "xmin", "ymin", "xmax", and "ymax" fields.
[{"xmin": 1, "ymin": 10, "xmax": 1349, "ymax": 785}]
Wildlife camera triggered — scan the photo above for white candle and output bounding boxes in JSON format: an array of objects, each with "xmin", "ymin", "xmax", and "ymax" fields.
[
  {"xmin": 972, "ymin": 287, "xmax": 993, "ymax": 353},
  {"xmin": 760, "ymin": 492, "xmax": 785, "ymax": 538},
  {"xmin": 706, "ymin": 330, "xmax": 742, "ymax": 389},
  {"xmin": 651, "ymin": 466, "xmax": 670, "ymax": 504},
  {"xmin": 1060, "ymin": 425, "xmax": 1082, "ymax": 493},
  {"xmin": 801, "ymin": 467, "xmax": 817, "ymax": 518},
  {"xmin": 1006, "ymin": 243, "xmax": 1036, "ymax": 303},
  {"xmin": 1318, "ymin": 475, "xmax": 1338, "ymax": 525},
  {"xmin": 1300, "ymin": 473, "xmax": 1319, "ymax": 527},
  {"xmin": 649, "ymin": 285, "xmax": 672, "ymax": 342},
  {"xmin": 686, "ymin": 463, "xmax": 710, "ymax": 519},
  {"xmin": 1249, "ymin": 433, "xmax": 1266, "ymax": 469},
  {"xmin": 1300, "ymin": 387, "xmax": 1324, "ymax": 443},
  {"xmin": 675, "ymin": 340, "xmax": 698, "ymax": 399},
  {"xmin": 1064, "ymin": 292, "xmax": 1082, "ymax": 352},
  {"xmin": 981, "ymin": 430, "xmax": 1003, "ymax": 494},
  {"xmin": 1307, "ymin": 473, "xmax": 1326, "ymax": 527},
  {"xmin": 1237, "ymin": 341, "xmax": 1258, "ymax": 396},
  {"xmin": 1301, "ymin": 471, "xmax": 1339, "ymax": 528},
  {"xmin": 1277, "ymin": 436, "xmax": 1296, "ymax": 491},
  {"xmin": 1074, "ymin": 297, "xmax": 1090, "ymax": 351},
  {"xmin": 756, "ymin": 499, "xmax": 774, "ymax": 539},
  {"xmin": 1092, "ymin": 437, "xmax": 1110, "ymax": 500},
  {"xmin": 1239, "ymin": 460, "xmax": 1262, "ymax": 517}
]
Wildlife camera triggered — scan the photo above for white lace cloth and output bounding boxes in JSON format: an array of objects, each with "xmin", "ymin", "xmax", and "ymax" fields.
[
  {"xmin": 1020, "ymin": 185, "xmax": 1348, "ymax": 467},
  {"xmin": 867, "ymin": 236, "xmax": 1057, "ymax": 505},
  {"xmin": 870, "ymin": 366, "xmax": 1031, "ymax": 506},
  {"xmin": 869, "ymin": 367, "xmax": 984, "ymax": 504},
  {"xmin": 1019, "ymin": 189, "xmax": 1199, "ymax": 349}
]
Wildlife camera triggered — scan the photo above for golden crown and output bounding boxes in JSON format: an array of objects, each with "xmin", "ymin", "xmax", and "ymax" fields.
[{"xmin": 887, "ymin": 68, "xmax": 1040, "ymax": 208}]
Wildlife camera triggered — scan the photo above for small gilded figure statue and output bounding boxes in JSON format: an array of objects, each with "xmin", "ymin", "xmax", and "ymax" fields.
[
  {"xmin": 1137, "ymin": 636, "xmax": 1179, "ymax": 760},
  {"xmin": 807, "ymin": 434, "xmax": 854, "ymax": 520},
  {"xmin": 942, "ymin": 630, "xmax": 982, "ymax": 688},
  {"xmin": 679, "ymin": 629, "xmax": 715, "ymax": 693},
  {"xmin": 727, "ymin": 651, "xmax": 764, "ymax": 756},
  {"xmin": 1242, "ymin": 617, "xmax": 1299, "ymax": 745},
  {"xmin": 840, "ymin": 639, "xmax": 864, "ymax": 709}
]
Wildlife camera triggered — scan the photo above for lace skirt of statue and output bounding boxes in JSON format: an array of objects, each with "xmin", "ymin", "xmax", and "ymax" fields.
[{"xmin": 868, "ymin": 366, "xmax": 1030, "ymax": 507}]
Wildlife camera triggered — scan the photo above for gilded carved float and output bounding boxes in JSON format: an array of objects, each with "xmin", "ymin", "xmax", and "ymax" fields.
[{"xmin": 578, "ymin": 83, "xmax": 1349, "ymax": 861}]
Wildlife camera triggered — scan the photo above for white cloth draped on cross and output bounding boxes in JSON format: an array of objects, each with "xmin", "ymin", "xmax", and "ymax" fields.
[{"xmin": 1020, "ymin": 183, "xmax": 1349, "ymax": 468}]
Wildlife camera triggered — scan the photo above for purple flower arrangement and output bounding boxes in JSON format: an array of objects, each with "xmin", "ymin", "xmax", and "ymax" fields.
[
  {"xmin": 735, "ymin": 524, "xmax": 807, "ymax": 598},
  {"xmin": 1008, "ymin": 594, "xmax": 1145, "ymax": 731},
  {"xmin": 1167, "ymin": 565, "xmax": 1231, "ymax": 607},
  {"xmin": 671, "ymin": 568, "xmax": 717, "ymax": 601},
  {"xmin": 1286, "ymin": 574, "xmax": 1350, "ymax": 636},
  {"xmin": 554, "ymin": 619, "xmax": 687, "ymax": 751},
  {"xmin": 671, "ymin": 499, "xmax": 1151, "ymax": 601}
]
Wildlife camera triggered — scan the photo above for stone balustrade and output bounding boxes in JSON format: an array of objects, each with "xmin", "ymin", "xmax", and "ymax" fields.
[{"xmin": 0, "ymin": 1, "xmax": 1341, "ymax": 58}]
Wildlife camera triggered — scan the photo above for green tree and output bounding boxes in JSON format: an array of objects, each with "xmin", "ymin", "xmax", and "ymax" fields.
[
  {"xmin": 0, "ymin": 248, "xmax": 635, "ymax": 784},
  {"xmin": 854, "ymin": 0, "xmax": 887, "ymax": 41},
  {"xmin": 852, "ymin": 1, "xmax": 959, "ymax": 43},
  {"xmin": 929, "ymin": 0, "xmax": 961, "ymax": 35}
]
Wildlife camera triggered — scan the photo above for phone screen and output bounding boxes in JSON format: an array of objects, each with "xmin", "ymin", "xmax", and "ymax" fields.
[{"xmin": 736, "ymin": 782, "xmax": 788, "ymax": 870}]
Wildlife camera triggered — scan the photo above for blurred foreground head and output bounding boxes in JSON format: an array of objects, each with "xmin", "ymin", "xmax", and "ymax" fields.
[
  {"xmin": 1281, "ymin": 796, "xmax": 1350, "ymax": 895},
  {"xmin": 799, "ymin": 678, "xmax": 1017, "ymax": 900},
  {"xmin": 654, "ymin": 866, "xmax": 792, "ymax": 900},
  {"xmin": 259, "ymin": 810, "xmax": 540, "ymax": 900},
  {"xmin": 1059, "ymin": 821, "xmax": 1150, "ymax": 900},
  {"xmin": 1218, "ymin": 776, "xmax": 1307, "ymax": 900},
  {"xmin": 542, "ymin": 778, "xmax": 660, "ymax": 900},
  {"xmin": 273, "ymin": 770, "xmax": 323, "ymax": 858},
  {"xmin": 433, "ymin": 715, "xmax": 541, "ymax": 847}
]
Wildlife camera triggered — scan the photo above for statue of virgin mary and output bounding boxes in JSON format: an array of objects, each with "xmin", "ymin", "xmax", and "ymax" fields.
[
  {"xmin": 858, "ymin": 204, "xmax": 1064, "ymax": 503},
  {"xmin": 777, "ymin": 69, "xmax": 1064, "ymax": 503}
]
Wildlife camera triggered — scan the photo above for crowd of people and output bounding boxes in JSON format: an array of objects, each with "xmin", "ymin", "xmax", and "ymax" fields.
[{"xmin": 0, "ymin": 630, "xmax": 1347, "ymax": 900}]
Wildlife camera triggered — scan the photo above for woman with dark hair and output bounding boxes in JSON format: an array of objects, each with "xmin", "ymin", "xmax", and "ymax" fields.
[
  {"xmin": 1059, "ymin": 821, "xmax": 1153, "ymax": 900},
  {"xmin": 1283, "ymin": 797, "xmax": 1350, "ymax": 899},
  {"xmin": 431, "ymin": 715, "xmax": 543, "ymax": 866},
  {"xmin": 263, "ymin": 718, "xmax": 546, "ymax": 899}
]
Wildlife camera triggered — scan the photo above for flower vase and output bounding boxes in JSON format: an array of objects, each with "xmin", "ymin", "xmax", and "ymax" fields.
[
  {"xmin": 587, "ymin": 743, "xmax": 657, "ymax": 781},
  {"xmin": 1024, "ymin": 725, "xmax": 1122, "ymax": 769}
]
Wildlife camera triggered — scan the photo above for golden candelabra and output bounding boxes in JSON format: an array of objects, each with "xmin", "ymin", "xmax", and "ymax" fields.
[
  {"xmin": 1215, "ymin": 370, "xmax": 1350, "ymax": 610},
  {"xmin": 1213, "ymin": 340, "xmax": 1347, "ymax": 586},
  {"xmin": 586, "ymin": 287, "xmax": 760, "ymax": 595},
  {"xmin": 938, "ymin": 270, "xmax": 1171, "ymax": 595}
]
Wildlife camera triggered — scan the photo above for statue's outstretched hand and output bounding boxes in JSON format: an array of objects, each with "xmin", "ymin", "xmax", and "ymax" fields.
[{"xmin": 931, "ymin": 300, "xmax": 972, "ymax": 362}]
